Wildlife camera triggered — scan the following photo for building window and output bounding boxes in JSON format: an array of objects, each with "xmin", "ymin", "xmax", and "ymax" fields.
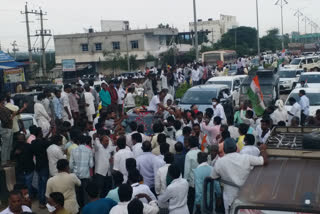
[
  {"xmin": 81, "ymin": 44, "xmax": 88, "ymax": 52},
  {"xmin": 95, "ymin": 43, "xmax": 102, "ymax": 51},
  {"xmin": 130, "ymin": 40, "xmax": 139, "ymax": 49},
  {"xmin": 112, "ymin": 42, "xmax": 120, "ymax": 50}
]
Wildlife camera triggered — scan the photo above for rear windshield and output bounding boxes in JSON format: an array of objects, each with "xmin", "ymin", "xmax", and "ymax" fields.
[{"xmin": 181, "ymin": 90, "xmax": 217, "ymax": 104}]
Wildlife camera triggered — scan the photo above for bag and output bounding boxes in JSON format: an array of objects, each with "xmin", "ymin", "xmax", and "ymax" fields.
[{"xmin": 302, "ymin": 132, "xmax": 320, "ymax": 149}]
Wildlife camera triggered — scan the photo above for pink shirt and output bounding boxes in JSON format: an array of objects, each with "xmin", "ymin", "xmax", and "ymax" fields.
[{"xmin": 201, "ymin": 123, "xmax": 221, "ymax": 145}]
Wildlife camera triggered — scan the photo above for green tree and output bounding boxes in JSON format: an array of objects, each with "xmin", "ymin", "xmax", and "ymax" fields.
[
  {"xmin": 260, "ymin": 28, "xmax": 282, "ymax": 52},
  {"xmin": 219, "ymin": 26, "xmax": 258, "ymax": 56}
]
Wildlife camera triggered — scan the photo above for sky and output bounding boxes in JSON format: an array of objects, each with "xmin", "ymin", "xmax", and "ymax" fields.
[{"xmin": 0, "ymin": 0, "xmax": 319, "ymax": 52}]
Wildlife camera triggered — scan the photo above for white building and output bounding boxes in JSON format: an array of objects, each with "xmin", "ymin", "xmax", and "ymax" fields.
[{"xmin": 189, "ymin": 14, "xmax": 238, "ymax": 43}]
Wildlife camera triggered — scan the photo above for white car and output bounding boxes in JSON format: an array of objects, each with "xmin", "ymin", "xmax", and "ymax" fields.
[
  {"xmin": 285, "ymin": 88, "xmax": 320, "ymax": 117},
  {"xmin": 295, "ymin": 72, "xmax": 320, "ymax": 88},
  {"xmin": 284, "ymin": 56, "xmax": 320, "ymax": 71},
  {"xmin": 278, "ymin": 69, "xmax": 303, "ymax": 91},
  {"xmin": 21, "ymin": 113, "xmax": 38, "ymax": 137},
  {"xmin": 206, "ymin": 76, "xmax": 241, "ymax": 106}
]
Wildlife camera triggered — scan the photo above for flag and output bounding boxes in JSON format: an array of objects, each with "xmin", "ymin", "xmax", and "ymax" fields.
[{"xmin": 247, "ymin": 75, "xmax": 265, "ymax": 116}]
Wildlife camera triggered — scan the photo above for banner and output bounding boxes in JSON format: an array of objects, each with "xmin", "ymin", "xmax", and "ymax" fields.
[
  {"xmin": 62, "ymin": 59, "xmax": 76, "ymax": 72},
  {"xmin": 3, "ymin": 68, "xmax": 25, "ymax": 83}
]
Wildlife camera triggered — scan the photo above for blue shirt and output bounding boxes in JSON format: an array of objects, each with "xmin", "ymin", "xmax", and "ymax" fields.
[
  {"xmin": 99, "ymin": 89, "xmax": 111, "ymax": 107},
  {"xmin": 82, "ymin": 198, "xmax": 117, "ymax": 214},
  {"xmin": 52, "ymin": 97, "xmax": 62, "ymax": 119},
  {"xmin": 106, "ymin": 187, "xmax": 120, "ymax": 203},
  {"xmin": 69, "ymin": 145, "xmax": 94, "ymax": 179}
]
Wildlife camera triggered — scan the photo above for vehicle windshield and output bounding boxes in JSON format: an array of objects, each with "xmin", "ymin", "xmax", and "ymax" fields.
[
  {"xmin": 290, "ymin": 58, "xmax": 301, "ymax": 65},
  {"xmin": 181, "ymin": 90, "xmax": 217, "ymax": 104},
  {"xmin": 286, "ymin": 93, "xmax": 320, "ymax": 106},
  {"xmin": 22, "ymin": 118, "xmax": 34, "ymax": 130},
  {"xmin": 206, "ymin": 81, "xmax": 232, "ymax": 88},
  {"xmin": 278, "ymin": 70, "xmax": 297, "ymax": 78},
  {"xmin": 298, "ymin": 75, "xmax": 320, "ymax": 83}
]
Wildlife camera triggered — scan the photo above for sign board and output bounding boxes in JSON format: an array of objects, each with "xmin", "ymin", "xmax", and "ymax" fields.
[
  {"xmin": 3, "ymin": 68, "xmax": 25, "ymax": 83},
  {"xmin": 62, "ymin": 59, "xmax": 76, "ymax": 72}
]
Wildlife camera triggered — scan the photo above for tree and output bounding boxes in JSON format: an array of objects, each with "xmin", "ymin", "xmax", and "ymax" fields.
[
  {"xmin": 219, "ymin": 26, "xmax": 258, "ymax": 56},
  {"xmin": 158, "ymin": 23, "xmax": 170, "ymax": 29},
  {"xmin": 260, "ymin": 28, "xmax": 283, "ymax": 52}
]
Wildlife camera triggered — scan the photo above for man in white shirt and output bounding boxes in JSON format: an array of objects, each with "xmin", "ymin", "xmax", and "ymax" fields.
[
  {"xmin": 47, "ymin": 135, "xmax": 66, "ymax": 176},
  {"xmin": 127, "ymin": 169, "xmax": 157, "ymax": 204},
  {"xmin": 155, "ymin": 152, "xmax": 174, "ymax": 195},
  {"xmin": 132, "ymin": 133, "xmax": 144, "ymax": 158},
  {"xmin": 113, "ymin": 137, "xmax": 134, "ymax": 183},
  {"xmin": 158, "ymin": 164, "xmax": 189, "ymax": 214},
  {"xmin": 240, "ymin": 134, "xmax": 260, "ymax": 157},
  {"xmin": 0, "ymin": 191, "xmax": 32, "ymax": 214},
  {"xmin": 256, "ymin": 119, "xmax": 271, "ymax": 145},
  {"xmin": 184, "ymin": 136, "xmax": 201, "ymax": 213},
  {"xmin": 160, "ymin": 71, "xmax": 168, "ymax": 90},
  {"xmin": 191, "ymin": 65, "xmax": 200, "ymax": 86},
  {"xmin": 116, "ymin": 81, "xmax": 126, "ymax": 116},
  {"xmin": 110, "ymin": 184, "xmax": 159, "ymax": 214},
  {"xmin": 212, "ymin": 98, "xmax": 226, "ymax": 124},
  {"xmin": 211, "ymin": 138, "xmax": 268, "ymax": 214},
  {"xmin": 94, "ymin": 134, "xmax": 114, "ymax": 197},
  {"xmin": 147, "ymin": 89, "xmax": 167, "ymax": 112},
  {"xmin": 287, "ymin": 97, "xmax": 301, "ymax": 124},
  {"xmin": 298, "ymin": 90, "xmax": 310, "ymax": 126},
  {"xmin": 61, "ymin": 84, "xmax": 74, "ymax": 126}
]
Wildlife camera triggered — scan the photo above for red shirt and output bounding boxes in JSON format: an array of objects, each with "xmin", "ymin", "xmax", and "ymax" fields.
[{"xmin": 108, "ymin": 87, "xmax": 118, "ymax": 104}]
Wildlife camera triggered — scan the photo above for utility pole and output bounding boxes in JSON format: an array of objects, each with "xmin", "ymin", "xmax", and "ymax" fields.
[
  {"xmin": 256, "ymin": 0, "xmax": 260, "ymax": 56},
  {"xmin": 125, "ymin": 31, "xmax": 130, "ymax": 72},
  {"xmin": 21, "ymin": 2, "xmax": 34, "ymax": 72},
  {"xmin": 275, "ymin": 0, "xmax": 288, "ymax": 50},
  {"xmin": 11, "ymin": 41, "xmax": 19, "ymax": 60},
  {"xmin": 193, "ymin": 0, "xmax": 199, "ymax": 61},
  {"xmin": 294, "ymin": 9, "xmax": 303, "ymax": 35}
]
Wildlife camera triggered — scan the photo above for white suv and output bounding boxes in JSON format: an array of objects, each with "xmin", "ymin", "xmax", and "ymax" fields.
[
  {"xmin": 278, "ymin": 69, "xmax": 303, "ymax": 92},
  {"xmin": 284, "ymin": 56, "xmax": 320, "ymax": 71}
]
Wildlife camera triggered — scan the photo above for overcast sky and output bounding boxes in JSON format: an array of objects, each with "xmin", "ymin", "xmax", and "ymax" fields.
[{"xmin": 1, "ymin": 0, "xmax": 319, "ymax": 52}]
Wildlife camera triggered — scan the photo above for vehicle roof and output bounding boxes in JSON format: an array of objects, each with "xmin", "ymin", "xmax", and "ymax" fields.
[
  {"xmin": 187, "ymin": 84, "xmax": 228, "ymax": 91},
  {"xmin": 207, "ymin": 76, "xmax": 239, "ymax": 81},
  {"xmin": 294, "ymin": 56, "xmax": 319, "ymax": 59},
  {"xmin": 301, "ymin": 72, "xmax": 320, "ymax": 75},
  {"xmin": 237, "ymin": 157, "xmax": 320, "ymax": 212},
  {"xmin": 290, "ymin": 87, "xmax": 320, "ymax": 94},
  {"xmin": 279, "ymin": 68, "xmax": 304, "ymax": 71}
]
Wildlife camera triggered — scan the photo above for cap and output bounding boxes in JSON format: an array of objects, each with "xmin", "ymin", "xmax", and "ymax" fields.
[{"xmin": 101, "ymin": 80, "xmax": 108, "ymax": 86}]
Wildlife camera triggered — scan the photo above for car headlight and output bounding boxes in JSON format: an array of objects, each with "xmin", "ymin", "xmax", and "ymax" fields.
[{"xmin": 283, "ymin": 80, "xmax": 290, "ymax": 84}]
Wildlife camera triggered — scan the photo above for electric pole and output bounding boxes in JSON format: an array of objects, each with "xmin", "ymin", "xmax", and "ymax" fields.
[
  {"xmin": 275, "ymin": 0, "xmax": 288, "ymax": 50},
  {"xmin": 256, "ymin": 0, "xmax": 260, "ymax": 56},
  {"xmin": 21, "ymin": 2, "xmax": 34, "ymax": 72},
  {"xmin": 193, "ymin": 0, "xmax": 199, "ymax": 61},
  {"xmin": 294, "ymin": 9, "xmax": 303, "ymax": 35},
  {"xmin": 11, "ymin": 41, "xmax": 19, "ymax": 60}
]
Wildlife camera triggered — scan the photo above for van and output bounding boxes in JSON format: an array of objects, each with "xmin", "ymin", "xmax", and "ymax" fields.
[
  {"xmin": 206, "ymin": 76, "xmax": 242, "ymax": 106},
  {"xmin": 284, "ymin": 56, "xmax": 320, "ymax": 71}
]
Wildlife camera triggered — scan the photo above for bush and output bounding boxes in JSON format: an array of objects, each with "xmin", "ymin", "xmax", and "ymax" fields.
[{"xmin": 176, "ymin": 83, "xmax": 191, "ymax": 99}]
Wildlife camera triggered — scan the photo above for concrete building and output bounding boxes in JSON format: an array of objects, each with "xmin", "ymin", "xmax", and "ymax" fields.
[
  {"xmin": 189, "ymin": 14, "xmax": 238, "ymax": 43},
  {"xmin": 101, "ymin": 20, "xmax": 129, "ymax": 32},
  {"xmin": 53, "ymin": 27, "xmax": 178, "ymax": 75}
]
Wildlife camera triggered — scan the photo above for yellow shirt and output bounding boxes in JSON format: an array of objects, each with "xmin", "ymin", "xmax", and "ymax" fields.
[
  {"xmin": 67, "ymin": 144, "xmax": 78, "ymax": 160},
  {"xmin": 237, "ymin": 135, "xmax": 245, "ymax": 151}
]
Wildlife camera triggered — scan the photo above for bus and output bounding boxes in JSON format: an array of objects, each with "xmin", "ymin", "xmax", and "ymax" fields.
[{"xmin": 202, "ymin": 50, "xmax": 237, "ymax": 66}]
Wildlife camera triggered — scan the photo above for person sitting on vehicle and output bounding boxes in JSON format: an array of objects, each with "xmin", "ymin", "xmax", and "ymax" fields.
[{"xmin": 211, "ymin": 138, "xmax": 268, "ymax": 214}]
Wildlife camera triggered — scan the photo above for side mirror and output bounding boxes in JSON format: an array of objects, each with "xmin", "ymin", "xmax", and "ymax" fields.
[
  {"xmin": 220, "ymin": 98, "xmax": 227, "ymax": 103},
  {"xmin": 296, "ymin": 74, "xmax": 301, "ymax": 78},
  {"xmin": 175, "ymin": 98, "xmax": 181, "ymax": 105}
]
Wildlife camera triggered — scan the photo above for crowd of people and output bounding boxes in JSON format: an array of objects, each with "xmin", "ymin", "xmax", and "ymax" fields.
[{"xmin": 0, "ymin": 57, "xmax": 315, "ymax": 214}]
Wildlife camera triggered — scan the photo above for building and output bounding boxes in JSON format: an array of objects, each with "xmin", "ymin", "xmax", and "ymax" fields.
[
  {"xmin": 53, "ymin": 27, "xmax": 178, "ymax": 76},
  {"xmin": 101, "ymin": 20, "xmax": 129, "ymax": 32},
  {"xmin": 189, "ymin": 14, "xmax": 238, "ymax": 43}
]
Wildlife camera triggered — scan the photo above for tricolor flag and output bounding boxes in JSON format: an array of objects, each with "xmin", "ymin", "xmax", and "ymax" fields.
[{"xmin": 247, "ymin": 75, "xmax": 265, "ymax": 116}]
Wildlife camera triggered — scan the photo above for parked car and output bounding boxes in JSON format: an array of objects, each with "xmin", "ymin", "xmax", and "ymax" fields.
[
  {"xmin": 206, "ymin": 76, "xmax": 241, "ymax": 106},
  {"xmin": 21, "ymin": 113, "xmax": 38, "ymax": 137},
  {"xmin": 12, "ymin": 92, "xmax": 43, "ymax": 114},
  {"xmin": 285, "ymin": 87, "xmax": 320, "ymax": 116},
  {"xmin": 278, "ymin": 69, "xmax": 303, "ymax": 92},
  {"xmin": 178, "ymin": 84, "xmax": 234, "ymax": 119},
  {"xmin": 284, "ymin": 56, "xmax": 320, "ymax": 71},
  {"xmin": 295, "ymin": 72, "xmax": 320, "ymax": 88}
]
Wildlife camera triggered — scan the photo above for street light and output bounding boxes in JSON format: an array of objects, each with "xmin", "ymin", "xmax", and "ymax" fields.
[
  {"xmin": 193, "ymin": 0, "xmax": 199, "ymax": 61},
  {"xmin": 275, "ymin": 0, "xmax": 288, "ymax": 50},
  {"xmin": 256, "ymin": 0, "xmax": 260, "ymax": 56}
]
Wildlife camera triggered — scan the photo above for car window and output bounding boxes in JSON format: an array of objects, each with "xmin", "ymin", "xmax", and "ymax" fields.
[
  {"xmin": 286, "ymin": 92, "xmax": 320, "ymax": 106},
  {"xmin": 181, "ymin": 90, "xmax": 217, "ymax": 104},
  {"xmin": 22, "ymin": 118, "xmax": 34, "ymax": 130},
  {"xmin": 299, "ymin": 74, "xmax": 320, "ymax": 83},
  {"xmin": 234, "ymin": 80, "xmax": 240, "ymax": 86},
  {"xmin": 307, "ymin": 58, "xmax": 314, "ymax": 64},
  {"xmin": 301, "ymin": 59, "xmax": 306, "ymax": 64}
]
